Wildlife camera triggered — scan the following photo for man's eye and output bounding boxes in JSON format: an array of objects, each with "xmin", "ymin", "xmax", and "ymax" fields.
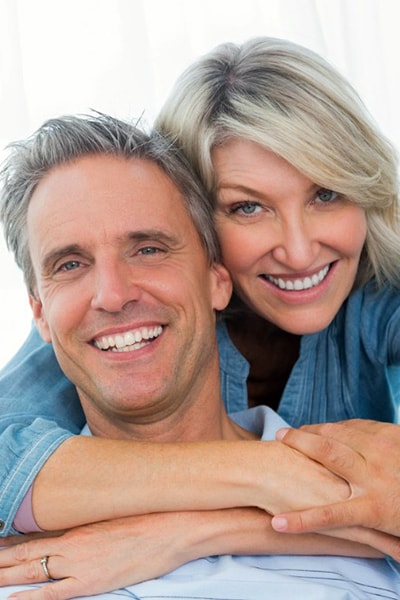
[
  {"xmin": 138, "ymin": 246, "xmax": 159, "ymax": 255},
  {"xmin": 59, "ymin": 260, "xmax": 81, "ymax": 272},
  {"xmin": 316, "ymin": 188, "xmax": 338, "ymax": 203},
  {"xmin": 54, "ymin": 260, "xmax": 82, "ymax": 273}
]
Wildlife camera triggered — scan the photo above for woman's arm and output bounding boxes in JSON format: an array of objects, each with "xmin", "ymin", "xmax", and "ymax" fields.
[
  {"xmin": 0, "ymin": 327, "xmax": 83, "ymax": 536},
  {"xmin": 33, "ymin": 432, "xmax": 400, "ymax": 560},
  {"xmin": 32, "ymin": 434, "xmax": 350, "ymax": 531}
]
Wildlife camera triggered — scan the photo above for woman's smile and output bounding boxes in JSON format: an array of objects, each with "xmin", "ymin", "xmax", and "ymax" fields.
[{"xmin": 214, "ymin": 139, "xmax": 367, "ymax": 334}]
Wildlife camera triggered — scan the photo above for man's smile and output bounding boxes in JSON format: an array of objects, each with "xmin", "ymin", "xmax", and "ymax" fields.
[{"xmin": 93, "ymin": 325, "xmax": 164, "ymax": 352}]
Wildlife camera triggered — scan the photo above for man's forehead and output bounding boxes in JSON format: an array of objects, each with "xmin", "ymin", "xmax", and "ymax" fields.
[
  {"xmin": 28, "ymin": 154, "xmax": 189, "ymax": 216},
  {"xmin": 27, "ymin": 153, "xmax": 201, "ymax": 260},
  {"xmin": 34, "ymin": 154, "xmax": 180, "ymax": 192}
]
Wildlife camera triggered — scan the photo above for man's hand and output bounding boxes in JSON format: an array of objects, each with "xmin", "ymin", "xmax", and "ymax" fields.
[
  {"xmin": 0, "ymin": 512, "xmax": 205, "ymax": 599},
  {"xmin": 0, "ymin": 505, "xmax": 381, "ymax": 600},
  {"xmin": 271, "ymin": 419, "xmax": 400, "ymax": 561}
]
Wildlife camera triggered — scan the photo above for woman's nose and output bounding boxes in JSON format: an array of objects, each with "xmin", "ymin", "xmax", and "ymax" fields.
[{"xmin": 271, "ymin": 218, "xmax": 320, "ymax": 271}]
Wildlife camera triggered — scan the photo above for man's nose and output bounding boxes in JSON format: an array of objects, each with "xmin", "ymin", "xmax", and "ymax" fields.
[{"xmin": 90, "ymin": 262, "xmax": 141, "ymax": 313}]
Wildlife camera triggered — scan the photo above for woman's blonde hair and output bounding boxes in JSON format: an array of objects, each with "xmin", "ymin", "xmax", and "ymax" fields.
[{"xmin": 156, "ymin": 37, "xmax": 400, "ymax": 288}]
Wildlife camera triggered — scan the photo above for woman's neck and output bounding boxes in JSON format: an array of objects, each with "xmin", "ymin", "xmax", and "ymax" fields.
[{"xmin": 224, "ymin": 299, "xmax": 300, "ymax": 410}]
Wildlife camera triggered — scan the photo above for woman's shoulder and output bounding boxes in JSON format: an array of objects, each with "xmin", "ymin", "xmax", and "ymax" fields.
[{"xmin": 337, "ymin": 279, "xmax": 400, "ymax": 320}]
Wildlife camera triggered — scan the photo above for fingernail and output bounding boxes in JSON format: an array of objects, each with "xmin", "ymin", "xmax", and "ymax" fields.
[
  {"xmin": 272, "ymin": 516, "xmax": 288, "ymax": 531},
  {"xmin": 275, "ymin": 427, "xmax": 290, "ymax": 441}
]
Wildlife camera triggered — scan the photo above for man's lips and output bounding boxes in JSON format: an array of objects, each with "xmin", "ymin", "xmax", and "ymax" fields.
[
  {"xmin": 93, "ymin": 325, "xmax": 163, "ymax": 352},
  {"xmin": 261, "ymin": 264, "xmax": 332, "ymax": 291}
]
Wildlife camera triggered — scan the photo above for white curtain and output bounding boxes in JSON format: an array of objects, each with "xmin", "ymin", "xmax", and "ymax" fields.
[{"xmin": 1, "ymin": 0, "xmax": 399, "ymax": 368}]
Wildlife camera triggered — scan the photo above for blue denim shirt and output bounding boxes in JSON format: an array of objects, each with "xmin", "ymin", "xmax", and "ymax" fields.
[
  {"xmin": 218, "ymin": 281, "xmax": 400, "ymax": 425},
  {"xmin": 0, "ymin": 280, "xmax": 399, "ymax": 534}
]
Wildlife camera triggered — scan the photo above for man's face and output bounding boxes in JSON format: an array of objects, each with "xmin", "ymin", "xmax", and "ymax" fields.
[{"xmin": 28, "ymin": 154, "xmax": 231, "ymax": 434}]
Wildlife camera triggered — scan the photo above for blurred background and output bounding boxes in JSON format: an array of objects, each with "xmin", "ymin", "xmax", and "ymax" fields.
[{"xmin": 1, "ymin": 0, "xmax": 399, "ymax": 368}]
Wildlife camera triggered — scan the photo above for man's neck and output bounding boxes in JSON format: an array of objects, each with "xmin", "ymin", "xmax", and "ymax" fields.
[
  {"xmin": 84, "ymin": 396, "xmax": 257, "ymax": 443},
  {"xmin": 80, "ymin": 357, "xmax": 258, "ymax": 443}
]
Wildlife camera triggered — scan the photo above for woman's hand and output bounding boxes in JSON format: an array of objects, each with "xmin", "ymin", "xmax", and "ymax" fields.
[
  {"xmin": 252, "ymin": 439, "xmax": 351, "ymax": 514},
  {"xmin": 271, "ymin": 419, "xmax": 400, "ymax": 561}
]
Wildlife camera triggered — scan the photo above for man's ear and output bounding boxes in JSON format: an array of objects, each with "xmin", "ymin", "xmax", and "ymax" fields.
[
  {"xmin": 29, "ymin": 294, "xmax": 52, "ymax": 343},
  {"xmin": 210, "ymin": 263, "xmax": 232, "ymax": 312}
]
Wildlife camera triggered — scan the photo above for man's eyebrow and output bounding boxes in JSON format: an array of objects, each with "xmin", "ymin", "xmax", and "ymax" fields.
[
  {"xmin": 124, "ymin": 229, "xmax": 179, "ymax": 245},
  {"xmin": 41, "ymin": 230, "xmax": 180, "ymax": 272},
  {"xmin": 41, "ymin": 244, "xmax": 84, "ymax": 273}
]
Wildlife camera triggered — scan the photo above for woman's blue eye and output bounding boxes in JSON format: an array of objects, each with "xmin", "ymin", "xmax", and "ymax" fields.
[
  {"xmin": 316, "ymin": 188, "xmax": 338, "ymax": 203},
  {"xmin": 234, "ymin": 202, "xmax": 261, "ymax": 215}
]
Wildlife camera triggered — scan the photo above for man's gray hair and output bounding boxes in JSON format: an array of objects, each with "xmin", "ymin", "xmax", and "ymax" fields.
[{"xmin": 0, "ymin": 112, "xmax": 220, "ymax": 294}]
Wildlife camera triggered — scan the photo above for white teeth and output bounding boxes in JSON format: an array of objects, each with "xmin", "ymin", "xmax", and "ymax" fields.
[
  {"xmin": 94, "ymin": 326, "xmax": 163, "ymax": 352},
  {"xmin": 294, "ymin": 280, "xmax": 303, "ymax": 291},
  {"xmin": 311, "ymin": 274, "xmax": 320, "ymax": 286},
  {"xmin": 115, "ymin": 335, "xmax": 125, "ymax": 349},
  {"xmin": 303, "ymin": 277, "xmax": 312, "ymax": 289},
  {"xmin": 278, "ymin": 278, "xmax": 285, "ymax": 289},
  {"xmin": 266, "ymin": 265, "xmax": 330, "ymax": 291},
  {"xmin": 125, "ymin": 332, "xmax": 135, "ymax": 346}
]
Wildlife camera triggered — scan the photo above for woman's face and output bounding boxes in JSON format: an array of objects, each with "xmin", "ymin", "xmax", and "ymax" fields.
[{"xmin": 213, "ymin": 138, "xmax": 367, "ymax": 334}]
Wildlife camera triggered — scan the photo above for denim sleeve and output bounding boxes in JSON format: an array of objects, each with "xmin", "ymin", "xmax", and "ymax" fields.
[{"xmin": 0, "ymin": 324, "xmax": 84, "ymax": 535}]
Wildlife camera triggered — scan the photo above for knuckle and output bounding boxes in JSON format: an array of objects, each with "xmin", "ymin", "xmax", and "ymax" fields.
[
  {"xmin": 40, "ymin": 589, "xmax": 55, "ymax": 600},
  {"xmin": 319, "ymin": 438, "xmax": 354, "ymax": 471},
  {"xmin": 289, "ymin": 511, "xmax": 318, "ymax": 533},
  {"xmin": 317, "ymin": 436, "xmax": 335, "ymax": 457},
  {"xmin": 316, "ymin": 422, "xmax": 338, "ymax": 437},
  {"xmin": 318, "ymin": 438, "xmax": 344, "ymax": 465},
  {"xmin": 25, "ymin": 559, "xmax": 43, "ymax": 583},
  {"xmin": 293, "ymin": 513, "xmax": 307, "ymax": 532},
  {"xmin": 313, "ymin": 506, "xmax": 336, "ymax": 528},
  {"xmin": 14, "ymin": 541, "xmax": 33, "ymax": 562},
  {"xmin": 39, "ymin": 584, "xmax": 61, "ymax": 600}
]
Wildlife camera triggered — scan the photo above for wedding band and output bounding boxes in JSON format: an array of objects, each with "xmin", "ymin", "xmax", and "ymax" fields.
[{"xmin": 40, "ymin": 556, "xmax": 51, "ymax": 580}]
